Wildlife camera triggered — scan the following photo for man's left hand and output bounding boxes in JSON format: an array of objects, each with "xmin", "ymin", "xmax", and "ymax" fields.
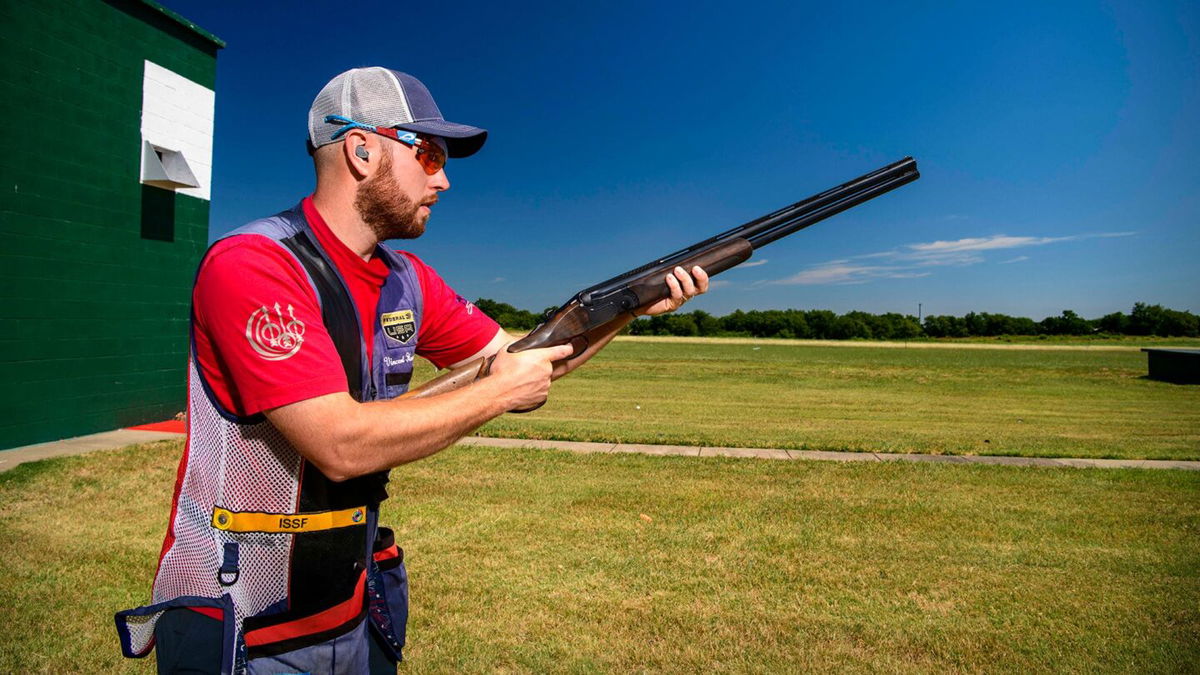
[{"xmin": 638, "ymin": 265, "xmax": 709, "ymax": 316}]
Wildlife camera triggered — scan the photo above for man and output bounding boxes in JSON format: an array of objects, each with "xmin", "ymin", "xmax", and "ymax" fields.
[{"xmin": 116, "ymin": 67, "xmax": 707, "ymax": 674}]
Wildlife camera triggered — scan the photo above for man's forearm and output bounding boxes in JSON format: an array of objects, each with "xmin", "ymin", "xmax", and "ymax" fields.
[
  {"xmin": 265, "ymin": 342, "xmax": 570, "ymax": 481},
  {"xmin": 265, "ymin": 376, "xmax": 507, "ymax": 480},
  {"xmin": 347, "ymin": 376, "xmax": 515, "ymax": 473}
]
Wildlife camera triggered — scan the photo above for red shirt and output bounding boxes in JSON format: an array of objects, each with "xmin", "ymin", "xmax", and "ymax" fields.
[{"xmin": 192, "ymin": 197, "xmax": 500, "ymax": 417}]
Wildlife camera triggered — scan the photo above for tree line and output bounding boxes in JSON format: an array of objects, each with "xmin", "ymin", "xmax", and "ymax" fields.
[{"xmin": 472, "ymin": 299, "xmax": 1199, "ymax": 339}]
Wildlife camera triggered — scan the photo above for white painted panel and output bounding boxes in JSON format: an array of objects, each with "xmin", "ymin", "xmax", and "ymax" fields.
[{"xmin": 140, "ymin": 60, "xmax": 215, "ymax": 201}]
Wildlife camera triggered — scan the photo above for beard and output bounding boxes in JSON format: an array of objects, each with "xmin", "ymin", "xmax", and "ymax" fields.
[{"xmin": 354, "ymin": 150, "xmax": 427, "ymax": 240}]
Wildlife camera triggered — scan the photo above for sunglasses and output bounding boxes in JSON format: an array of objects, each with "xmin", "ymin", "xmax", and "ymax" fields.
[{"xmin": 325, "ymin": 114, "xmax": 447, "ymax": 175}]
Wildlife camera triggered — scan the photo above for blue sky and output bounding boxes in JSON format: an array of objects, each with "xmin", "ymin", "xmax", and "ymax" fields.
[{"xmin": 168, "ymin": 0, "xmax": 1198, "ymax": 319}]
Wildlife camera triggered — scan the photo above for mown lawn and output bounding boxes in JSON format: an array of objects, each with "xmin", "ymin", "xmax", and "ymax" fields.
[
  {"xmin": 457, "ymin": 338, "xmax": 1200, "ymax": 461},
  {"xmin": 902, "ymin": 335, "xmax": 1200, "ymax": 347},
  {"xmin": 0, "ymin": 441, "xmax": 1197, "ymax": 673}
]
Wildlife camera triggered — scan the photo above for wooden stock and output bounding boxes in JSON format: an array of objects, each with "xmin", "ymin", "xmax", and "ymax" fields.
[
  {"xmin": 398, "ymin": 354, "xmax": 494, "ymax": 401},
  {"xmin": 627, "ymin": 238, "xmax": 751, "ymax": 306}
]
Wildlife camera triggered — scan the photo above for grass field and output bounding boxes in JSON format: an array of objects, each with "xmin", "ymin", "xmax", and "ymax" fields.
[
  {"xmin": 453, "ymin": 338, "xmax": 1200, "ymax": 461},
  {"xmin": 887, "ymin": 335, "xmax": 1200, "ymax": 347},
  {"xmin": 2, "ymin": 338, "xmax": 1197, "ymax": 671},
  {"xmin": 620, "ymin": 335, "xmax": 1200, "ymax": 349},
  {"xmin": 1, "ymin": 441, "xmax": 1197, "ymax": 673}
]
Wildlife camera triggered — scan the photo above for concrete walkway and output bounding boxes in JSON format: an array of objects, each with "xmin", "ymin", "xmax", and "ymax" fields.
[
  {"xmin": 3, "ymin": 429, "xmax": 1198, "ymax": 472},
  {"xmin": 0, "ymin": 429, "xmax": 189, "ymax": 473},
  {"xmin": 455, "ymin": 437, "xmax": 1200, "ymax": 471}
]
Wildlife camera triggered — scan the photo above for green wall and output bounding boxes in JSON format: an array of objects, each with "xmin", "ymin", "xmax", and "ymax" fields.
[{"xmin": 0, "ymin": 0, "xmax": 221, "ymax": 449}]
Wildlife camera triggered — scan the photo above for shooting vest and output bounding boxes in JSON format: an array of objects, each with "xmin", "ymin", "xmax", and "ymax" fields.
[{"xmin": 116, "ymin": 203, "xmax": 421, "ymax": 674}]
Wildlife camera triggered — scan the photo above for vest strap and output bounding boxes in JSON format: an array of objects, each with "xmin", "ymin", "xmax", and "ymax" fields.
[
  {"xmin": 279, "ymin": 229, "xmax": 364, "ymax": 401},
  {"xmin": 211, "ymin": 505, "xmax": 368, "ymax": 533}
]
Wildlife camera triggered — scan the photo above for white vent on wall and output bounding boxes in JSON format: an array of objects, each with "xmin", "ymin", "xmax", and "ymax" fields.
[
  {"xmin": 141, "ymin": 141, "xmax": 199, "ymax": 189},
  {"xmin": 140, "ymin": 60, "xmax": 214, "ymax": 200}
]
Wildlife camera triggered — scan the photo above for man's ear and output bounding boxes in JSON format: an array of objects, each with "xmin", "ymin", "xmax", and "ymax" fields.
[{"xmin": 341, "ymin": 128, "xmax": 375, "ymax": 180}]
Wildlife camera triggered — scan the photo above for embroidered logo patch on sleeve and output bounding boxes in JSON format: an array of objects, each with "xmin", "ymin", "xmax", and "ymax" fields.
[
  {"xmin": 381, "ymin": 310, "xmax": 416, "ymax": 345},
  {"xmin": 246, "ymin": 302, "xmax": 305, "ymax": 360}
]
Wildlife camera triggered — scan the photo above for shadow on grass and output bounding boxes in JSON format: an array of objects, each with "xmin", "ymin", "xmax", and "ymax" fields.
[
  {"xmin": 1137, "ymin": 374, "xmax": 1200, "ymax": 386},
  {"xmin": 0, "ymin": 456, "xmax": 67, "ymax": 489}
]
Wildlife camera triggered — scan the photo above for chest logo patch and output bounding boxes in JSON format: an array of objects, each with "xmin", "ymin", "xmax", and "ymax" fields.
[
  {"xmin": 246, "ymin": 303, "xmax": 305, "ymax": 361},
  {"xmin": 381, "ymin": 309, "xmax": 416, "ymax": 345}
]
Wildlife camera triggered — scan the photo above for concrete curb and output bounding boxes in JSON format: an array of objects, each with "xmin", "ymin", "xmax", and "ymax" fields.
[
  {"xmin": 0, "ymin": 429, "xmax": 186, "ymax": 473},
  {"xmin": 3, "ymin": 430, "xmax": 1198, "ymax": 473},
  {"xmin": 455, "ymin": 437, "xmax": 1200, "ymax": 471}
]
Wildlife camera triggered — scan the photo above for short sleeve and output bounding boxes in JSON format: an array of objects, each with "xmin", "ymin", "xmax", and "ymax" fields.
[
  {"xmin": 401, "ymin": 252, "xmax": 501, "ymax": 369},
  {"xmin": 193, "ymin": 235, "xmax": 349, "ymax": 416}
]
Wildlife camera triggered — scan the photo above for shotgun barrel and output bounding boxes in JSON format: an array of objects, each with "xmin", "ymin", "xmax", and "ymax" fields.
[
  {"xmin": 576, "ymin": 157, "xmax": 918, "ymax": 304},
  {"xmin": 571, "ymin": 159, "xmax": 916, "ymax": 309}
]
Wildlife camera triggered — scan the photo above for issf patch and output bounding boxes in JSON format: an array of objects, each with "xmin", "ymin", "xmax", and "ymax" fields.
[{"xmin": 381, "ymin": 310, "xmax": 416, "ymax": 345}]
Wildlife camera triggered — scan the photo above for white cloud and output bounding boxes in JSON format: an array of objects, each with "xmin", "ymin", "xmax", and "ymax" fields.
[
  {"xmin": 490, "ymin": 277, "xmax": 507, "ymax": 283},
  {"xmin": 739, "ymin": 259, "xmax": 769, "ymax": 268},
  {"xmin": 767, "ymin": 231, "xmax": 1135, "ymax": 286},
  {"xmin": 908, "ymin": 235, "xmax": 1071, "ymax": 253},
  {"xmin": 776, "ymin": 265, "xmax": 878, "ymax": 285},
  {"xmin": 772, "ymin": 264, "xmax": 931, "ymax": 286},
  {"xmin": 999, "ymin": 256, "xmax": 1029, "ymax": 264}
]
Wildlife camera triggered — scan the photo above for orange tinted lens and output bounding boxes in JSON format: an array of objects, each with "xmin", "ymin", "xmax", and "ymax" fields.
[{"xmin": 416, "ymin": 140, "xmax": 446, "ymax": 175}]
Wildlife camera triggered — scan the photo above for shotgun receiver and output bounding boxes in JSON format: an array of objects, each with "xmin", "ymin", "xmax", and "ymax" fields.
[{"xmin": 403, "ymin": 157, "xmax": 920, "ymax": 403}]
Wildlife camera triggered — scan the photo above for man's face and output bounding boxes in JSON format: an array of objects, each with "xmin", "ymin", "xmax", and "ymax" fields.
[{"xmin": 354, "ymin": 136, "xmax": 448, "ymax": 241}]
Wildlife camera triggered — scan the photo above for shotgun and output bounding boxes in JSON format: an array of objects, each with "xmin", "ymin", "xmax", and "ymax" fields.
[{"xmin": 404, "ymin": 157, "xmax": 920, "ymax": 404}]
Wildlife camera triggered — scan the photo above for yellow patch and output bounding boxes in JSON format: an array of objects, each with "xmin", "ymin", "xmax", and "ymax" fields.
[
  {"xmin": 210, "ymin": 506, "xmax": 366, "ymax": 533},
  {"xmin": 381, "ymin": 310, "xmax": 414, "ymax": 327}
]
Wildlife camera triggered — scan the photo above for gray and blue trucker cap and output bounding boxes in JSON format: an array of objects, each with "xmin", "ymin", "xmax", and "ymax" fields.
[{"xmin": 307, "ymin": 67, "xmax": 487, "ymax": 158}]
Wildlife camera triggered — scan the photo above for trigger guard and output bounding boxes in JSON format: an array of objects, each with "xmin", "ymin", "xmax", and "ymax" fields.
[
  {"xmin": 568, "ymin": 336, "xmax": 589, "ymax": 359},
  {"xmin": 477, "ymin": 354, "xmax": 497, "ymax": 379}
]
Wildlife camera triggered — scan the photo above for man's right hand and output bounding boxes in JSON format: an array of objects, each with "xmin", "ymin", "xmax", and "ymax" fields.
[{"xmin": 487, "ymin": 343, "xmax": 575, "ymax": 411}]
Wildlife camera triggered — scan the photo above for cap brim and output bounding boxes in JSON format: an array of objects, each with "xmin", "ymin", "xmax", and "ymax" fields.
[{"xmin": 396, "ymin": 119, "xmax": 488, "ymax": 158}]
